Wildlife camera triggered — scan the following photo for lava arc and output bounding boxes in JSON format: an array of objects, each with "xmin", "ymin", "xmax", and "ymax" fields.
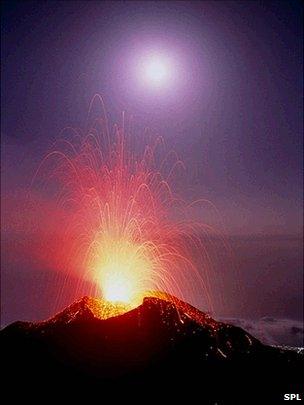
[{"xmin": 32, "ymin": 95, "xmax": 216, "ymax": 313}]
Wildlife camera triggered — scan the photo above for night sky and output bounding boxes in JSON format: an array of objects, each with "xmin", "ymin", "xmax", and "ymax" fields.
[{"xmin": 1, "ymin": 1, "xmax": 303, "ymax": 344}]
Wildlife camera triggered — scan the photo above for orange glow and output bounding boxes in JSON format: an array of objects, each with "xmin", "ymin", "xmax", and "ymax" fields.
[
  {"xmin": 32, "ymin": 95, "xmax": 223, "ymax": 315},
  {"xmin": 95, "ymin": 239, "xmax": 152, "ymax": 305},
  {"xmin": 103, "ymin": 270, "xmax": 135, "ymax": 303}
]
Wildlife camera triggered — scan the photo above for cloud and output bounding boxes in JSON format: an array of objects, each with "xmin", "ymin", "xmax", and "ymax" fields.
[{"xmin": 221, "ymin": 317, "xmax": 304, "ymax": 348}]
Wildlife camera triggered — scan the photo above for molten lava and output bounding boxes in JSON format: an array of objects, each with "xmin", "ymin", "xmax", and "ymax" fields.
[
  {"xmin": 32, "ymin": 95, "xmax": 220, "ymax": 314},
  {"xmin": 94, "ymin": 239, "xmax": 153, "ymax": 305},
  {"xmin": 103, "ymin": 269, "xmax": 135, "ymax": 303}
]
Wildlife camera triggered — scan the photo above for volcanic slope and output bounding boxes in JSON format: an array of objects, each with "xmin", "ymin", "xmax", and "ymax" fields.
[{"xmin": 1, "ymin": 294, "xmax": 302, "ymax": 402}]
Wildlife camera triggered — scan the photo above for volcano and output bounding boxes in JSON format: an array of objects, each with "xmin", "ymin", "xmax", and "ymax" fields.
[{"xmin": 1, "ymin": 294, "xmax": 302, "ymax": 402}]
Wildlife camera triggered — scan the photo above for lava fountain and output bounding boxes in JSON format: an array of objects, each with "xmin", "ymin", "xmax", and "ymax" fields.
[{"xmin": 32, "ymin": 95, "xmax": 223, "ymax": 314}]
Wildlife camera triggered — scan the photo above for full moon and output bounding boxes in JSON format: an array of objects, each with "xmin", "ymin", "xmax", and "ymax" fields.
[{"xmin": 142, "ymin": 55, "xmax": 170, "ymax": 87}]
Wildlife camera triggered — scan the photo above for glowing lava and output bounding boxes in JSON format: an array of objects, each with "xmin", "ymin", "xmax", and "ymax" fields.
[
  {"xmin": 103, "ymin": 270, "xmax": 134, "ymax": 303},
  {"xmin": 32, "ymin": 95, "xmax": 222, "ymax": 315},
  {"xmin": 96, "ymin": 239, "xmax": 152, "ymax": 305}
]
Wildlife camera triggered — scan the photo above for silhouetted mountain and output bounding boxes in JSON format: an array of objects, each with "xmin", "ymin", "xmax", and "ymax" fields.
[{"xmin": 1, "ymin": 295, "xmax": 302, "ymax": 402}]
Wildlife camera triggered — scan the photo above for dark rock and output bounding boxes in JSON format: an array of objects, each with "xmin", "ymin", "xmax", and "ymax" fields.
[{"xmin": 1, "ymin": 294, "xmax": 302, "ymax": 402}]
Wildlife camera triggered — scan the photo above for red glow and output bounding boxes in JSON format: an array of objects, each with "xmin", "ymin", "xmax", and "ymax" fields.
[{"xmin": 31, "ymin": 95, "xmax": 219, "ymax": 313}]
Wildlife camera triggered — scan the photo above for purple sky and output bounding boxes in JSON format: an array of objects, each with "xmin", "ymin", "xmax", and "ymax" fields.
[
  {"xmin": 2, "ymin": 0, "xmax": 303, "ymax": 235},
  {"xmin": 1, "ymin": 1, "xmax": 303, "ymax": 340}
]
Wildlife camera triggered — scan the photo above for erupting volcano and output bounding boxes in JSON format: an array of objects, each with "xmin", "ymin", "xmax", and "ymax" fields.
[
  {"xmin": 2, "ymin": 1, "xmax": 303, "ymax": 402},
  {"xmin": 2, "ymin": 292, "xmax": 302, "ymax": 401},
  {"xmin": 31, "ymin": 95, "xmax": 219, "ymax": 314}
]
